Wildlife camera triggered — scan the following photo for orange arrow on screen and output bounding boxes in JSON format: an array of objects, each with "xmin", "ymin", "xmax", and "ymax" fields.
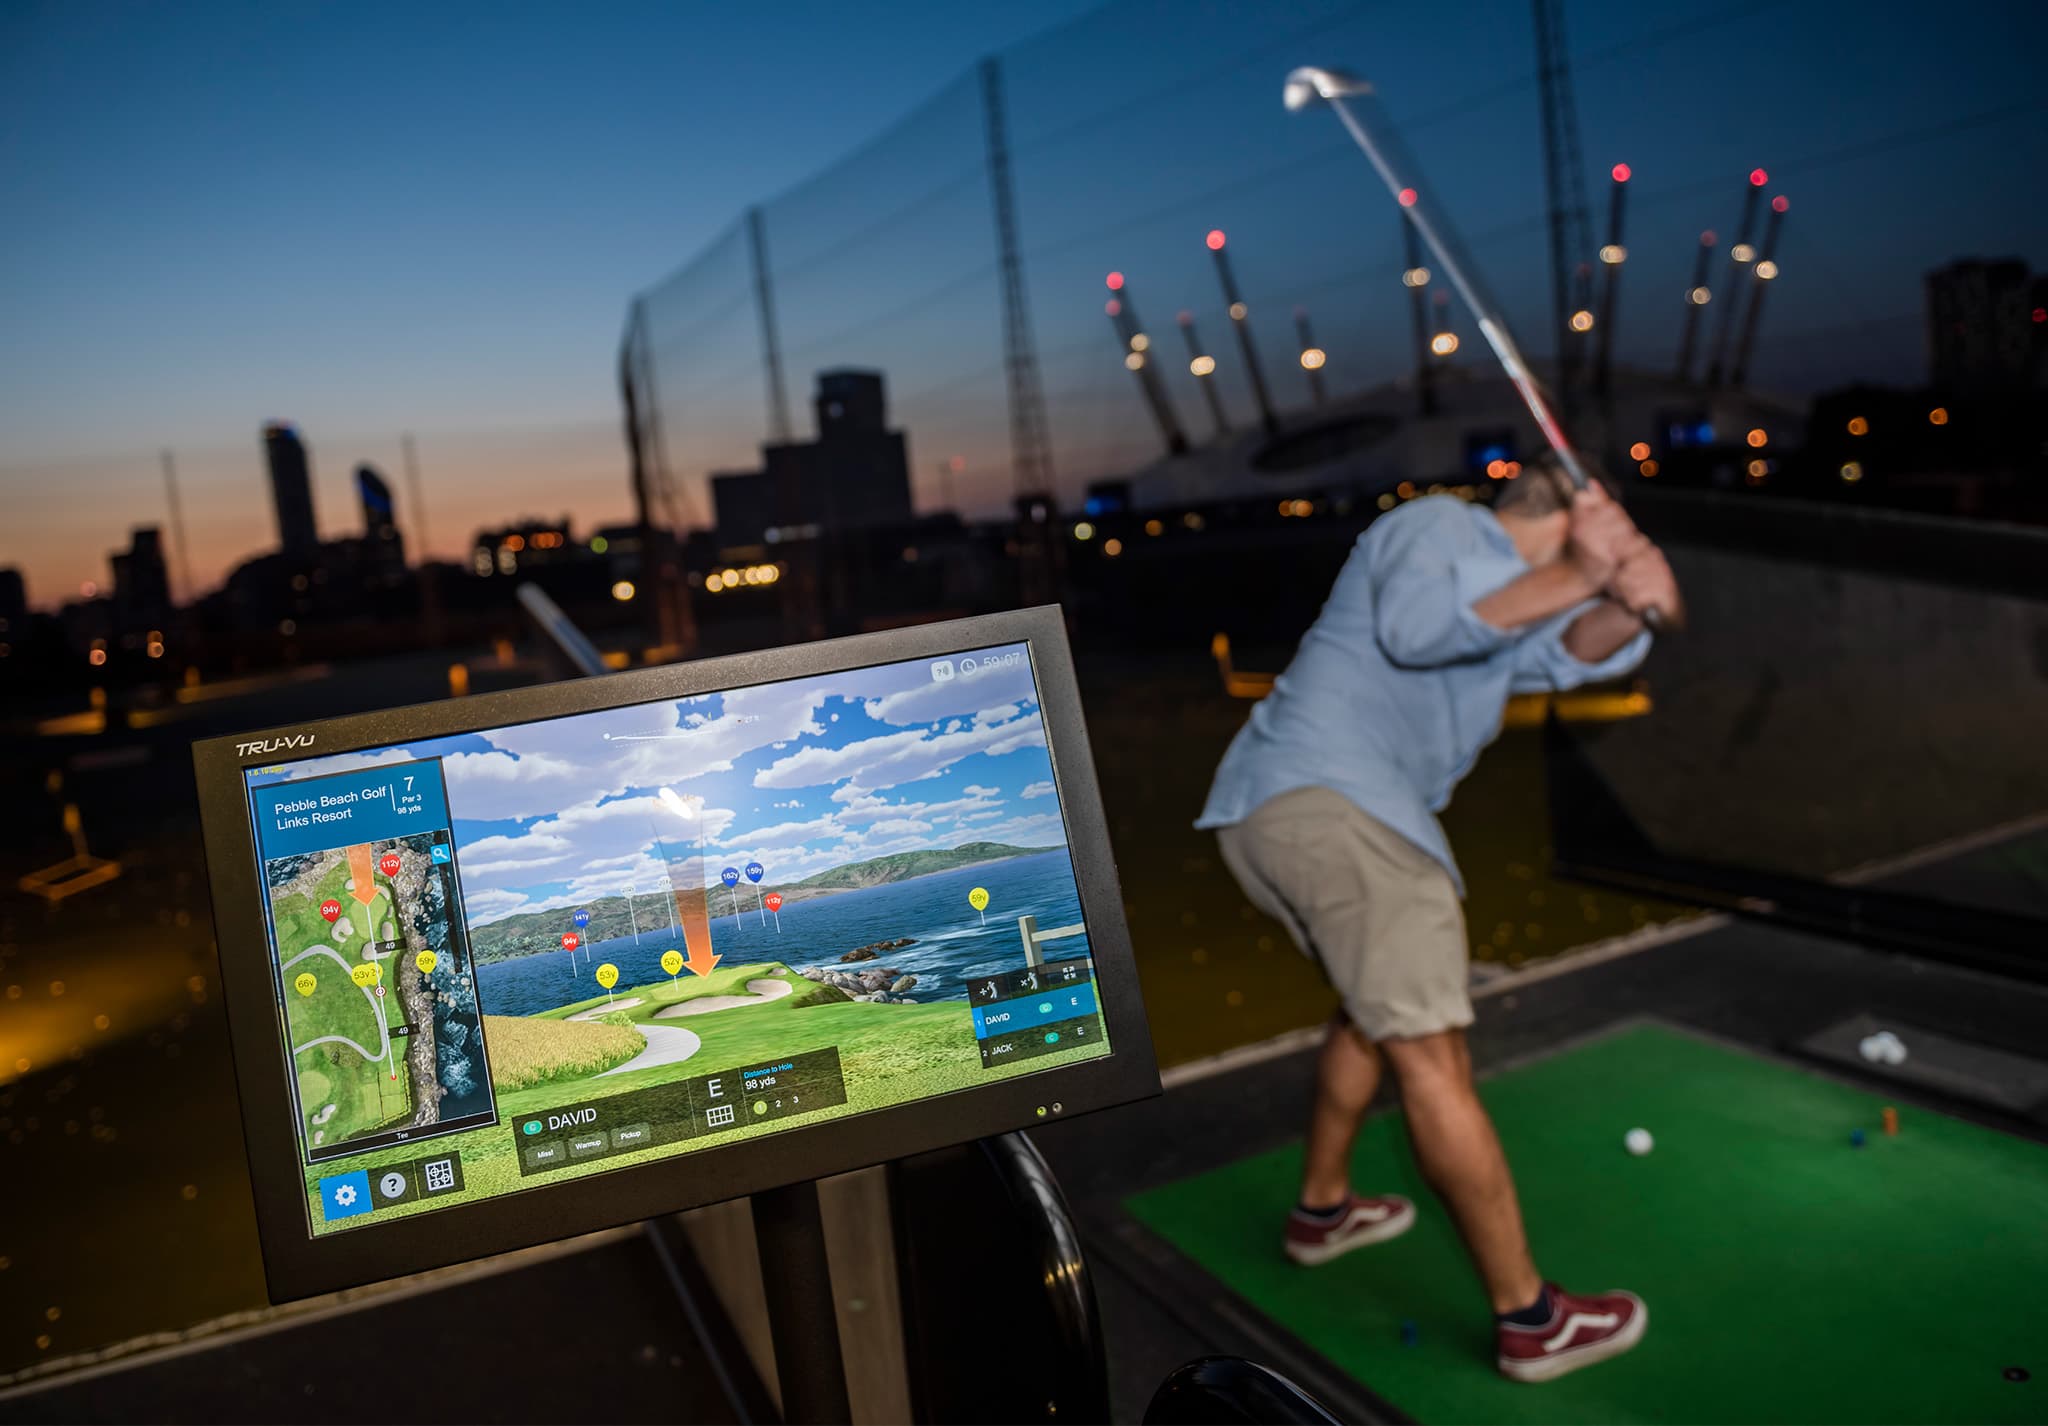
[
  {"xmin": 347, "ymin": 845, "xmax": 381, "ymax": 905},
  {"xmin": 683, "ymin": 944, "xmax": 722, "ymax": 978}
]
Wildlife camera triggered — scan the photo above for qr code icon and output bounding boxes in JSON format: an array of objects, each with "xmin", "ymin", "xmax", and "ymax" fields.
[{"xmin": 423, "ymin": 1158, "xmax": 456, "ymax": 1192}]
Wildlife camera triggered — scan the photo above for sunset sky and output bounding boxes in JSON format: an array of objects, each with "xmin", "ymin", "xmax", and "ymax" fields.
[{"xmin": 4, "ymin": 0, "xmax": 2043, "ymax": 608}]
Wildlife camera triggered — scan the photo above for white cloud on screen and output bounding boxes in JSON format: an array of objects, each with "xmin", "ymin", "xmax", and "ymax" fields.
[
  {"xmin": 858, "ymin": 648, "xmax": 1037, "ymax": 728},
  {"xmin": 1021, "ymin": 781, "xmax": 1055, "ymax": 799},
  {"xmin": 429, "ymin": 642, "xmax": 1059, "ymax": 927},
  {"xmin": 460, "ymin": 887, "xmax": 532, "ymax": 923},
  {"xmin": 440, "ymin": 749, "xmax": 592, "ymax": 824},
  {"xmin": 864, "ymin": 817, "xmax": 935, "ymax": 837},
  {"xmin": 272, "ymin": 747, "xmax": 419, "ymax": 781},
  {"xmin": 756, "ymin": 715, "xmax": 1045, "ymax": 794},
  {"xmin": 457, "ymin": 795, "xmax": 730, "ymax": 881},
  {"xmin": 438, "ymin": 683, "xmax": 830, "ymax": 823}
]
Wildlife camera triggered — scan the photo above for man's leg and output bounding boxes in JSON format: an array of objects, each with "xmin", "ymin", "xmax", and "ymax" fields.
[
  {"xmin": 1216, "ymin": 792, "xmax": 1416, "ymax": 1265},
  {"xmin": 1300, "ymin": 1012, "xmax": 1381, "ymax": 1207},
  {"xmin": 1380, "ymin": 1028, "xmax": 1543, "ymax": 1313}
]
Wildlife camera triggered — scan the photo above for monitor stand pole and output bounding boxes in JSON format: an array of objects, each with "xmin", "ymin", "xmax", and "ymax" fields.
[{"xmin": 750, "ymin": 1178, "xmax": 853, "ymax": 1425}]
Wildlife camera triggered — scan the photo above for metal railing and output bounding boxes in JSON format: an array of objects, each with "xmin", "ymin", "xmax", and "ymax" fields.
[{"xmin": 1210, "ymin": 629, "xmax": 1654, "ymax": 725}]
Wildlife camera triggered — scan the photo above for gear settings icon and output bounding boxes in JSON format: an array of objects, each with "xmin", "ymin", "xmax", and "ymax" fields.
[{"xmin": 332, "ymin": 1183, "xmax": 359, "ymax": 1207}]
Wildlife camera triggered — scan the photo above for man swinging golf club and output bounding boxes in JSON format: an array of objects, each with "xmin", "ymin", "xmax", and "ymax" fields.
[{"xmin": 1197, "ymin": 463, "xmax": 1676, "ymax": 1382}]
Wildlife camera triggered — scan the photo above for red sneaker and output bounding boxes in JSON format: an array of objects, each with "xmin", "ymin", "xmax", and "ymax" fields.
[
  {"xmin": 1496, "ymin": 1283, "xmax": 1647, "ymax": 1383},
  {"xmin": 1282, "ymin": 1193, "xmax": 1415, "ymax": 1265}
]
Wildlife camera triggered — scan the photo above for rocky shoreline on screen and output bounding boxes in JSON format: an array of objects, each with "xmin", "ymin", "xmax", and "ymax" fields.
[
  {"xmin": 840, "ymin": 936, "xmax": 917, "ymax": 962},
  {"xmin": 800, "ymin": 965, "xmax": 920, "ymax": 1003}
]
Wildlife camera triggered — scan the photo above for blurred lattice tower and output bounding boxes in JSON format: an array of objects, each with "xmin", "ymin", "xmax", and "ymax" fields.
[
  {"xmin": 1533, "ymin": 0, "xmax": 1594, "ymax": 422},
  {"xmin": 618, "ymin": 300, "xmax": 699, "ymax": 655},
  {"xmin": 981, "ymin": 57, "xmax": 1062, "ymax": 608}
]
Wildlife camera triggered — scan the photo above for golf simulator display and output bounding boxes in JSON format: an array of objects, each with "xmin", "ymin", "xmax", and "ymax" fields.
[{"xmin": 195, "ymin": 608, "xmax": 1156, "ymax": 1299}]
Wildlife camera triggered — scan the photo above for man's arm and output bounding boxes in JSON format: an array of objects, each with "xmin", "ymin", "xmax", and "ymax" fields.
[
  {"xmin": 1472, "ymin": 486, "xmax": 1638, "ymax": 633},
  {"xmin": 1559, "ymin": 598, "xmax": 1645, "ymax": 663},
  {"xmin": 1539, "ymin": 541, "xmax": 1679, "ymax": 672},
  {"xmin": 1472, "ymin": 560, "xmax": 1601, "ymax": 632},
  {"xmin": 1368, "ymin": 501, "xmax": 1528, "ymax": 667}
]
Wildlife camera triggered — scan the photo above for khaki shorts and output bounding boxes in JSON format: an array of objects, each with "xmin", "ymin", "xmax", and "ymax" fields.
[{"xmin": 1216, "ymin": 786, "xmax": 1472, "ymax": 1042}]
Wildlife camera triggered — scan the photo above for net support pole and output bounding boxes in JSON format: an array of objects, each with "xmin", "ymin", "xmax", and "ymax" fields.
[
  {"xmin": 748, "ymin": 206, "xmax": 794, "ymax": 447},
  {"xmin": 620, "ymin": 301, "xmax": 656, "ymax": 532},
  {"xmin": 159, "ymin": 449, "xmax": 194, "ymax": 607},
  {"xmin": 1534, "ymin": 0, "xmax": 1593, "ymax": 421},
  {"xmin": 752, "ymin": 1178, "xmax": 853, "ymax": 1425},
  {"xmin": 980, "ymin": 57, "xmax": 1057, "ymax": 505},
  {"xmin": 399, "ymin": 433, "xmax": 430, "ymax": 556}
]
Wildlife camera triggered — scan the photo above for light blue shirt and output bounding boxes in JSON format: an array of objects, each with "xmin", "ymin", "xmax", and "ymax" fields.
[{"xmin": 1196, "ymin": 495, "xmax": 1650, "ymax": 895}]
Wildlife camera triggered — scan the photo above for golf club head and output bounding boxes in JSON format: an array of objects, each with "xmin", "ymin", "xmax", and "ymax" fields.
[{"xmin": 1283, "ymin": 65, "xmax": 1370, "ymax": 111}]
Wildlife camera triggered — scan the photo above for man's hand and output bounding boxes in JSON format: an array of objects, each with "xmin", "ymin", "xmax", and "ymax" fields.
[
  {"xmin": 1565, "ymin": 483, "xmax": 1645, "ymax": 589},
  {"xmin": 1610, "ymin": 544, "xmax": 1678, "ymax": 620}
]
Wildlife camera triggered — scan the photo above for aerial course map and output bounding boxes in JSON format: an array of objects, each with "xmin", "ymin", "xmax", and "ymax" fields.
[{"xmin": 266, "ymin": 829, "xmax": 490, "ymax": 1159}]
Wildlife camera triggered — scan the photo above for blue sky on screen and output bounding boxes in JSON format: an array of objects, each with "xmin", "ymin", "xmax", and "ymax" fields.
[{"xmin": 253, "ymin": 644, "xmax": 1065, "ymax": 926}]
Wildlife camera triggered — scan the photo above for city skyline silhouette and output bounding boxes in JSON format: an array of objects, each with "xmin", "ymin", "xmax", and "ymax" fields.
[{"xmin": 4, "ymin": 0, "xmax": 2045, "ymax": 605}]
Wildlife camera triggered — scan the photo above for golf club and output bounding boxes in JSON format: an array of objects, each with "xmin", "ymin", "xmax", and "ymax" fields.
[{"xmin": 1284, "ymin": 65, "xmax": 1680, "ymax": 632}]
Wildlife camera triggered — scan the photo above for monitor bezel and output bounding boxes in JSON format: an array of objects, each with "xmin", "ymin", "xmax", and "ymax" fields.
[{"xmin": 194, "ymin": 606, "xmax": 1158, "ymax": 1301}]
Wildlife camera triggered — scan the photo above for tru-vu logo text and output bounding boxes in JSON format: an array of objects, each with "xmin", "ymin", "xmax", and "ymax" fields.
[{"xmin": 237, "ymin": 733, "xmax": 315, "ymax": 757}]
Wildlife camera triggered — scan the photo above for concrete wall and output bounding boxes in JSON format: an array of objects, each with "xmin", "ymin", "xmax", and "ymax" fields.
[{"xmin": 1575, "ymin": 494, "xmax": 2048, "ymax": 878}]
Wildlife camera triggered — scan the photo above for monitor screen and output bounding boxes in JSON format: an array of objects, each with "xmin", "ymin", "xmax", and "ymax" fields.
[{"xmin": 237, "ymin": 639, "xmax": 1112, "ymax": 1238}]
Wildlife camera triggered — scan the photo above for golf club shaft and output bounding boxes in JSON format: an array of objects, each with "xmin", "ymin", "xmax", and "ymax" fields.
[
  {"xmin": 1319, "ymin": 91, "xmax": 1676, "ymax": 631},
  {"xmin": 1324, "ymin": 96, "xmax": 1590, "ymax": 490}
]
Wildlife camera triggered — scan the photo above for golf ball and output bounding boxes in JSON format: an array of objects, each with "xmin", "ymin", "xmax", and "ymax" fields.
[
  {"xmin": 1861, "ymin": 1030, "xmax": 1910, "ymax": 1066},
  {"xmin": 1625, "ymin": 1128, "xmax": 1653, "ymax": 1156}
]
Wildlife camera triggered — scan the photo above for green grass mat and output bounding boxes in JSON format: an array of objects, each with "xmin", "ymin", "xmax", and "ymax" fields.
[{"xmin": 1125, "ymin": 1023, "xmax": 2047, "ymax": 1423}]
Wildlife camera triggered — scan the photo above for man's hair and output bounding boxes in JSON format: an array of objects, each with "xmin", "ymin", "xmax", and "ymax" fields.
[{"xmin": 1493, "ymin": 456, "xmax": 1615, "ymax": 518}]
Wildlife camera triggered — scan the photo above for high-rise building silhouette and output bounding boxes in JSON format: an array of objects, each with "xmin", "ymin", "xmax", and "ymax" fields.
[
  {"xmin": 356, "ymin": 463, "xmax": 407, "ymax": 581},
  {"xmin": 711, "ymin": 470, "xmax": 776, "ymax": 549},
  {"xmin": 716, "ymin": 366, "xmax": 917, "ymax": 544},
  {"xmin": 357, "ymin": 463, "xmax": 395, "ymax": 538},
  {"xmin": 0, "ymin": 567, "xmax": 25, "ymax": 635},
  {"xmin": 110, "ymin": 527, "xmax": 172, "ymax": 633},
  {"xmin": 264, "ymin": 422, "xmax": 318, "ymax": 554},
  {"xmin": 711, "ymin": 369, "xmax": 913, "ymax": 544},
  {"xmin": 768, "ymin": 369, "xmax": 912, "ymax": 529}
]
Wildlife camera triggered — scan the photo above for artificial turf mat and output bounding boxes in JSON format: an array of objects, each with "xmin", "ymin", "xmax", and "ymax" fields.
[{"xmin": 1124, "ymin": 1022, "xmax": 2047, "ymax": 1424}]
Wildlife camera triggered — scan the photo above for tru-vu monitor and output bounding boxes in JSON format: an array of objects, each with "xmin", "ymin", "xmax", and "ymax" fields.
[{"xmin": 195, "ymin": 608, "xmax": 1156, "ymax": 1300}]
